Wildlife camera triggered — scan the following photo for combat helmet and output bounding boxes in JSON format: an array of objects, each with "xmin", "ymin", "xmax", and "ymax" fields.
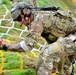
[{"xmin": 10, "ymin": 2, "xmax": 33, "ymax": 22}]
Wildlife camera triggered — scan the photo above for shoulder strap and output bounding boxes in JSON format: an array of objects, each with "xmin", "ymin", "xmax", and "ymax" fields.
[
  {"xmin": 32, "ymin": 6, "xmax": 60, "ymax": 11},
  {"xmin": 39, "ymin": 6, "xmax": 60, "ymax": 11}
]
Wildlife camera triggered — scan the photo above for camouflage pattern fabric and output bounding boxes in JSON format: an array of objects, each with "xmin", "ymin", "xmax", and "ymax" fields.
[
  {"xmin": 20, "ymin": 9, "xmax": 76, "ymax": 51},
  {"xmin": 36, "ymin": 37, "xmax": 76, "ymax": 75},
  {"xmin": 19, "ymin": 7, "xmax": 76, "ymax": 75},
  {"xmin": 26, "ymin": 10, "xmax": 76, "ymax": 44}
]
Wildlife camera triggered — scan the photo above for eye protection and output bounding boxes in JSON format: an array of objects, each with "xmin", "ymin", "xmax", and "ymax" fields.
[{"xmin": 16, "ymin": 15, "xmax": 22, "ymax": 22}]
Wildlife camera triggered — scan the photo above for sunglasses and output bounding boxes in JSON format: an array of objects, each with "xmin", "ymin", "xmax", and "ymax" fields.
[
  {"xmin": 16, "ymin": 14, "xmax": 29, "ymax": 22},
  {"xmin": 16, "ymin": 15, "xmax": 22, "ymax": 22}
]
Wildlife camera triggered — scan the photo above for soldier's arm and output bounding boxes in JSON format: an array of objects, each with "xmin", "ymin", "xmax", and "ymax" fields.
[
  {"xmin": 0, "ymin": 21, "xmax": 44, "ymax": 52},
  {"xmin": 0, "ymin": 38, "xmax": 25, "ymax": 52},
  {"xmin": 3, "ymin": 43, "xmax": 24, "ymax": 52}
]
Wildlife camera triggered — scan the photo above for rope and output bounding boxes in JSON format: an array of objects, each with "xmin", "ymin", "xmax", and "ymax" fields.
[
  {"xmin": 0, "ymin": 50, "xmax": 4, "ymax": 74},
  {"xmin": 0, "ymin": 4, "xmax": 27, "ymax": 39},
  {"xmin": 16, "ymin": 52, "xmax": 23, "ymax": 70}
]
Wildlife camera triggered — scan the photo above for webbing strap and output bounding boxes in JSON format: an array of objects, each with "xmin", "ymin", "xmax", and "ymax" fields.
[
  {"xmin": 68, "ymin": 56, "xmax": 75, "ymax": 75},
  {"xmin": 70, "ymin": 64, "xmax": 74, "ymax": 75}
]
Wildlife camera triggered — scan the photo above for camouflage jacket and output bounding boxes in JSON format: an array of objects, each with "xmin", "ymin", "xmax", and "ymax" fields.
[{"xmin": 20, "ymin": 10, "xmax": 76, "ymax": 52}]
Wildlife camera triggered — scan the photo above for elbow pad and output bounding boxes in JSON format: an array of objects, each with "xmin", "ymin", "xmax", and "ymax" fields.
[
  {"xmin": 20, "ymin": 40, "xmax": 29, "ymax": 52},
  {"xmin": 20, "ymin": 39, "xmax": 36, "ymax": 52}
]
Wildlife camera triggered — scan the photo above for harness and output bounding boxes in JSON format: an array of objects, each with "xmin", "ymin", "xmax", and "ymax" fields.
[
  {"xmin": 68, "ymin": 55, "xmax": 75, "ymax": 75},
  {"xmin": 69, "ymin": 38, "xmax": 76, "ymax": 75}
]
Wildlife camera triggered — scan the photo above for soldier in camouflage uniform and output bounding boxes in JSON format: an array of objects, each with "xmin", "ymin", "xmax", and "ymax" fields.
[{"xmin": 0, "ymin": 2, "xmax": 76, "ymax": 75}]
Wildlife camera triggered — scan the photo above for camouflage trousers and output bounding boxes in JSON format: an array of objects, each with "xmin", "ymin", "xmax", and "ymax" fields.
[{"xmin": 36, "ymin": 42, "xmax": 72, "ymax": 75}]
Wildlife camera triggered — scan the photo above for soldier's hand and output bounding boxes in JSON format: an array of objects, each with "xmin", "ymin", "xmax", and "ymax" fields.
[{"xmin": 0, "ymin": 38, "xmax": 6, "ymax": 50}]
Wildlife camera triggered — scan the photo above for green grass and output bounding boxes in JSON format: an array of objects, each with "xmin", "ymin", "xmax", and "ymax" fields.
[
  {"xmin": 2, "ymin": 69, "xmax": 36, "ymax": 75},
  {"xmin": 0, "ymin": 27, "xmax": 8, "ymax": 33},
  {"xmin": 62, "ymin": 0, "xmax": 76, "ymax": 10},
  {"xmin": 0, "ymin": 5, "xmax": 6, "ymax": 14},
  {"xmin": 37, "ymin": 0, "xmax": 76, "ymax": 10},
  {"xmin": 1, "ymin": 20, "xmax": 12, "ymax": 27},
  {"xmin": 8, "ymin": 29, "xmax": 21, "ymax": 36},
  {"xmin": 2, "ymin": 0, "xmax": 9, "ymax": 4},
  {"xmin": 2, "ymin": 0, "xmax": 12, "ymax": 8},
  {"xmin": 38, "ymin": 0, "xmax": 68, "ymax": 8},
  {"xmin": 0, "ymin": 51, "xmax": 37, "ymax": 75},
  {"xmin": 14, "ymin": 22, "xmax": 26, "ymax": 30}
]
